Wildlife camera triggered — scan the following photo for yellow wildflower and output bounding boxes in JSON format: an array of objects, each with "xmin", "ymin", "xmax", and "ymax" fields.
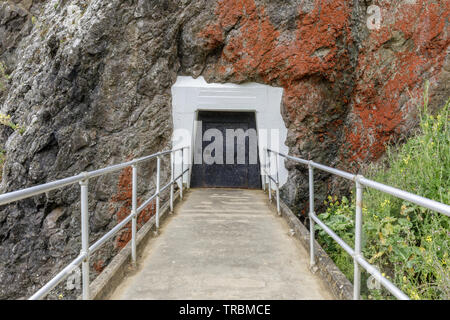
[
  {"xmin": 403, "ymin": 155, "xmax": 411, "ymax": 165},
  {"xmin": 410, "ymin": 291, "xmax": 420, "ymax": 300},
  {"xmin": 381, "ymin": 199, "xmax": 391, "ymax": 209},
  {"xmin": 0, "ymin": 113, "xmax": 12, "ymax": 126},
  {"xmin": 400, "ymin": 204, "xmax": 407, "ymax": 215}
]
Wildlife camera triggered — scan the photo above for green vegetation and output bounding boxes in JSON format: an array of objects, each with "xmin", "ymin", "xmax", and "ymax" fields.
[
  {"xmin": 0, "ymin": 147, "xmax": 5, "ymax": 180},
  {"xmin": 316, "ymin": 85, "xmax": 449, "ymax": 300},
  {"xmin": 0, "ymin": 113, "xmax": 26, "ymax": 179},
  {"xmin": 0, "ymin": 113, "xmax": 25, "ymax": 135},
  {"xmin": 0, "ymin": 61, "xmax": 10, "ymax": 95}
]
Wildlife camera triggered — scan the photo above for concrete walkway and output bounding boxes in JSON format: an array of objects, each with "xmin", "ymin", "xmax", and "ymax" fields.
[{"xmin": 110, "ymin": 188, "xmax": 333, "ymax": 299}]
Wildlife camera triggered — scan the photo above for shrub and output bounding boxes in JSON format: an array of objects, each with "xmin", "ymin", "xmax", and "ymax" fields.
[{"xmin": 316, "ymin": 85, "xmax": 449, "ymax": 300}]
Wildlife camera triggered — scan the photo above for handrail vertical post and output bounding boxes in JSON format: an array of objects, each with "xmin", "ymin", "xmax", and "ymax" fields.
[
  {"xmin": 262, "ymin": 149, "xmax": 266, "ymax": 192},
  {"xmin": 275, "ymin": 152, "xmax": 280, "ymax": 215},
  {"xmin": 156, "ymin": 155, "xmax": 160, "ymax": 229},
  {"xmin": 308, "ymin": 162, "xmax": 315, "ymax": 268},
  {"xmin": 170, "ymin": 151, "xmax": 174, "ymax": 213},
  {"xmin": 79, "ymin": 177, "xmax": 90, "ymax": 300},
  {"xmin": 180, "ymin": 148, "xmax": 184, "ymax": 200},
  {"xmin": 267, "ymin": 149, "xmax": 272, "ymax": 202},
  {"xmin": 186, "ymin": 146, "xmax": 191, "ymax": 189},
  {"xmin": 131, "ymin": 164, "xmax": 137, "ymax": 266},
  {"xmin": 354, "ymin": 177, "xmax": 363, "ymax": 300}
]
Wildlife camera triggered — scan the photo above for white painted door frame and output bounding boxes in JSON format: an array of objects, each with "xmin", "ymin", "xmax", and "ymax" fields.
[{"xmin": 171, "ymin": 76, "xmax": 288, "ymax": 189}]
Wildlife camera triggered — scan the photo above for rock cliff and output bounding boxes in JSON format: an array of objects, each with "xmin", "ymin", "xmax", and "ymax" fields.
[{"xmin": 0, "ymin": 0, "xmax": 448, "ymax": 299}]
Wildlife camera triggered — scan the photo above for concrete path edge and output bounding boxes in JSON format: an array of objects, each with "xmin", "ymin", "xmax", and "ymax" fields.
[
  {"xmin": 276, "ymin": 198, "xmax": 353, "ymax": 300},
  {"xmin": 86, "ymin": 188, "xmax": 353, "ymax": 300},
  {"xmin": 85, "ymin": 190, "xmax": 181, "ymax": 300}
]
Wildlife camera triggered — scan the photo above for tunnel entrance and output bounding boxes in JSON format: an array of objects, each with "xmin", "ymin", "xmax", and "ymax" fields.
[
  {"xmin": 170, "ymin": 76, "xmax": 289, "ymax": 191},
  {"xmin": 190, "ymin": 111, "xmax": 262, "ymax": 189}
]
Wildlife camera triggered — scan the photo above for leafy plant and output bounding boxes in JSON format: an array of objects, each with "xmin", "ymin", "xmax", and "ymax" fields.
[
  {"xmin": 0, "ymin": 113, "xmax": 25, "ymax": 134},
  {"xmin": 0, "ymin": 61, "xmax": 11, "ymax": 95},
  {"xmin": 316, "ymin": 85, "xmax": 449, "ymax": 300},
  {"xmin": 0, "ymin": 147, "xmax": 5, "ymax": 180}
]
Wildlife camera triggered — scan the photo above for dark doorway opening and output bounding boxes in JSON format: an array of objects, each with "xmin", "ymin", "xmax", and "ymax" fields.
[{"xmin": 190, "ymin": 111, "xmax": 262, "ymax": 189}]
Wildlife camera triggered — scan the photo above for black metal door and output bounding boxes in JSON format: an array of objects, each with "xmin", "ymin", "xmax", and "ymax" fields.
[{"xmin": 191, "ymin": 111, "xmax": 261, "ymax": 189}]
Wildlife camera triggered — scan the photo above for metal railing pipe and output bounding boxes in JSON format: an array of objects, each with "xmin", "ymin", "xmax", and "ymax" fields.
[
  {"xmin": 280, "ymin": 153, "xmax": 309, "ymax": 166},
  {"xmin": 170, "ymin": 151, "xmax": 174, "ymax": 212},
  {"xmin": 18, "ymin": 146, "xmax": 189, "ymax": 300},
  {"xmin": 156, "ymin": 155, "xmax": 161, "ymax": 229},
  {"xmin": 264, "ymin": 147, "xmax": 439, "ymax": 300},
  {"xmin": 0, "ymin": 148, "xmax": 186, "ymax": 207},
  {"xmin": 262, "ymin": 150, "xmax": 267, "ymax": 192},
  {"xmin": 267, "ymin": 149, "xmax": 272, "ymax": 202},
  {"xmin": 310, "ymin": 161, "xmax": 356, "ymax": 181},
  {"xmin": 180, "ymin": 148, "xmax": 184, "ymax": 200},
  {"xmin": 0, "ymin": 174, "xmax": 84, "ymax": 206},
  {"xmin": 353, "ymin": 178, "xmax": 363, "ymax": 300},
  {"xmin": 131, "ymin": 164, "xmax": 137, "ymax": 266},
  {"xmin": 359, "ymin": 177, "xmax": 450, "ymax": 216},
  {"xmin": 29, "ymin": 252, "xmax": 86, "ymax": 300},
  {"xmin": 308, "ymin": 162, "xmax": 315, "ymax": 268},
  {"xmin": 136, "ymin": 193, "xmax": 157, "ymax": 214},
  {"xmin": 186, "ymin": 146, "xmax": 191, "ymax": 189},
  {"xmin": 79, "ymin": 178, "xmax": 90, "ymax": 300},
  {"xmin": 355, "ymin": 255, "xmax": 409, "ymax": 300},
  {"xmin": 89, "ymin": 209, "xmax": 135, "ymax": 254},
  {"xmin": 160, "ymin": 181, "xmax": 172, "ymax": 194},
  {"xmin": 275, "ymin": 153, "xmax": 280, "ymax": 215},
  {"xmin": 174, "ymin": 169, "xmax": 188, "ymax": 182},
  {"xmin": 310, "ymin": 212, "xmax": 355, "ymax": 256},
  {"xmin": 311, "ymin": 211, "xmax": 409, "ymax": 300},
  {"xmin": 85, "ymin": 160, "xmax": 138, "ymax": 180}
]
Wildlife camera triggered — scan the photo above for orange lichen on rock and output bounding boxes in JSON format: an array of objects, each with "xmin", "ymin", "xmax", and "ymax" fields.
[
  {"xmin": 93, "ymin": 260, "xmax": 104, "ymax": 273},
  {"xmin": 199, "ymin": 0, "xmax": 352, "ymax": 86},
  {"xmin": 110, "ymin": 159, "xmax": 156, "ymax": 249},
  {"xmin": 199, "ymin": 0, "xmax": 448, "ymax": 170},
  {"xmin": 343, "ymin": 0, "xmax": 449, "ymax": 165}
]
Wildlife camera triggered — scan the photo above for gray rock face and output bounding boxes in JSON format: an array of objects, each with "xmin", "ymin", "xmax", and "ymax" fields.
[
  {"xmin": 0, "ymin": 0, "xmax": 448, "ymax": 299},
  {"xmin": 0, "ymin": 0, "xmax": 202, "ymax": 299}
]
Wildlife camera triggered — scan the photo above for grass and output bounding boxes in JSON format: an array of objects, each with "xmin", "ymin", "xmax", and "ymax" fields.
[
  {"xmin": 0, "ymin": 61, "xmax": 10, "ymax": 96},
  {"xmin": 316, "ymin": 84, "xmax": 449, "ymax": 300},
  {"xmin": 0, "ymin": 113, "xmax": 26, "ymax": 180}
]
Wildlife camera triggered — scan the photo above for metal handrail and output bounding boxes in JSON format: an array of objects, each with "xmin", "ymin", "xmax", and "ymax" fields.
[
  {"xmin": 264, "ymin": 148, "xmax": 450, "ymax": 300},
  {"xmin": 0, "ymin": 146, "xmax": 190, "ymax": 300}
]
